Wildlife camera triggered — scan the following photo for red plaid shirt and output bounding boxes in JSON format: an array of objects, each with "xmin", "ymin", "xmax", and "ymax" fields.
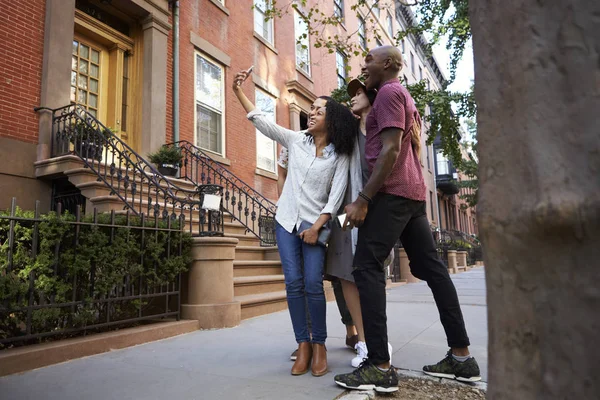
[{"xmin": 365, "ymin": 80, "xmax": 426, "ymax": 201}]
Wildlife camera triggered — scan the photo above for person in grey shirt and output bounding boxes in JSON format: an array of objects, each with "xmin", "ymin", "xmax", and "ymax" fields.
[{"xmin": 233, "ymin": 68, "xmax": 355, "ymax": 377}]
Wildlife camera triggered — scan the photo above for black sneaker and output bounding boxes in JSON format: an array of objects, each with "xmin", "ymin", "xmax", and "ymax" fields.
[
  {"xmin": 290, "ymin": 349, "xmax": 297, "ymax": 361},
  {"xmin": 334, "ymin": 360, "xmax": 399, "ymax": 393},
  {"xmin": 423, "ymin": 350, "xmax": 482, "ymax": 382}
]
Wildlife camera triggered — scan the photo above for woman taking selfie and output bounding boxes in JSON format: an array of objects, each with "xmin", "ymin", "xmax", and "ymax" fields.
[{"xmin": 232, "ymin": 68, "xmax": 354, "ymax": 377}]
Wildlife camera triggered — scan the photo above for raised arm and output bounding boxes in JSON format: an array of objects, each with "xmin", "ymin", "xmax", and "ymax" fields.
[
  {"xmin": 232, "ymin": 69, "xmax": 297, "ymax": 148},
  {"xmin": 232, "ymin": 69, "xmax": 256, "ymax": 113}
]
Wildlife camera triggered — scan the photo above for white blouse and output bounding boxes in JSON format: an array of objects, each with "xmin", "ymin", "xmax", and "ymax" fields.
[{"xmin": 248, "ymin": 109, "xmax": 349, "ymax": 234}]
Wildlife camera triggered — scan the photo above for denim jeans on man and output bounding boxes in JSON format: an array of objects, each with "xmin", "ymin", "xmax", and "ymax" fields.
[
  {"xmin": 276, "ymin": 221, "xmax": 327, "ymax": 344},
  {"xmin": 353, "ymin": 195, "xmax": 470, "ymax": 365}
]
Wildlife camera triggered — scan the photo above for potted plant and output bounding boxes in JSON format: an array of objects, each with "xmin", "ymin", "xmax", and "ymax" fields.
[
  {"xmin": 148, "ymin": 146, "xmax": 183, "ymax": 177},
  {"xmin": 70, "ymin": 121, "xmax": 112, "ymax": 161}
]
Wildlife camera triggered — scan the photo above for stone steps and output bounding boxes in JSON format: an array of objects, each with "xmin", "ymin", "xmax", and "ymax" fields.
[
  {"xmin": 236, "ymin": 284, "xmax": 335, "ymax": 321},
  {"xmin": 35, "ymin": 155, "xmax": 296, "ymax": 321},
  {"xmin": 233, "ymin": 274, "xmax": 285, "ymax": 297},
  {"xmin": 233, "ymin": 260, "xmax": 282, "ymax": 277}
]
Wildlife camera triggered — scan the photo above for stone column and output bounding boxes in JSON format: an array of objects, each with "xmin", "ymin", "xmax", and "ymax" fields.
[
  {"xmin": 37, "ymin": 0, "xmax": 76, "ymax": 160},
  {"xmin": 399, "ymin": 248, "xmax": 419, "ymax": 283},
  {"xmin": 447, "ymin": 250, "xmax": 458, "ymax": 274},
  {"xmin": 181, "ymin": 237, "xmax": 241, "ymax": 328},
  {"xmin": 288, "ymin": 103, "xmax": 304, "ymax": 131},
  {"xmin": 457, "ymin": 251, "xmax": 468, "ymax": 268},
  {"xmin": 140, "ymin": 15, "xmax": 169, "ymax": 157}
]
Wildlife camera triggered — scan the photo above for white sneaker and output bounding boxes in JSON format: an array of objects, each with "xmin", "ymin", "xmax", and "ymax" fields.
[
  {"xmin": 351, "ymin": 341, "xmax": 394, "ymax": 368},
  {"xmin": 351, "ymin": 341, "xmax": 368, "ymax": 368}
]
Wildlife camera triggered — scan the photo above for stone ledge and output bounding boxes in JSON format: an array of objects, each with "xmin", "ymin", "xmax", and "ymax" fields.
[{"xmin": 0, "ymin": 320, "xmax": 199, "ymax": 377}]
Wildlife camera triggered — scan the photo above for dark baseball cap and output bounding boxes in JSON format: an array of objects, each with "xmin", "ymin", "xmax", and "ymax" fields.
[
  {"xmin": 347, "ymin": 78, "xmax": 367, "ymax": 98},
  {"xmin": 347, "ymin": 78, "xmax": 377, "ymax": 105}
]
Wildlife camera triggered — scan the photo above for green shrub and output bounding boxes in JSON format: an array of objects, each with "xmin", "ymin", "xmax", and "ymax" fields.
[
  {"xmin": 0, "ymin": 208, "xmax": 192, "ymax": 348},
  {"xmin": 148, "ymin": 146, "xmax": 183, "ymax": 166}
]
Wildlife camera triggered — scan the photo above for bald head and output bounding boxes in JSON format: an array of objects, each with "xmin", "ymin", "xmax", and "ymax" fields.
[
  {"xmin": 362, "ymin": 45, "xmax": 404, "ymax": 90},
  {"xmin": 371, "ymin": 45, "xmax": 403, "ymax": 72}
]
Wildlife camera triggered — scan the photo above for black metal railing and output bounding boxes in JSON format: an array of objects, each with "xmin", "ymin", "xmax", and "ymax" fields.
[
  {"xmin": 51, "ymin": 178, "xmax": 87, "ymax": 215},
  {"xmin": 0, "ymin": 198, "xmax": 191, "ymax": 348},
  {"xmin": 35, "ymin": 105, "xmax": 223, "ymax": 237},
  {"xmin": 168, "ymin": 140, "xmax": 277, "ymax": 245}
]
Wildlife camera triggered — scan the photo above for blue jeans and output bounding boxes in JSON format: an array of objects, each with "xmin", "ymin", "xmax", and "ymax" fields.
[{"xmin": 275, "ymin": 221, "xmax": 327, "ymax": 344}]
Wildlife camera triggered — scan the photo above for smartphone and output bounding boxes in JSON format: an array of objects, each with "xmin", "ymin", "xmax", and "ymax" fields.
[{"xmin": 336, "ymin": 213, "xmax": 347, "ymax": 228}]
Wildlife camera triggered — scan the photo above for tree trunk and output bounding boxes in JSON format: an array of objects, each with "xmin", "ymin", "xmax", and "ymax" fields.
[{"xmin": 469, "ymin": 1, "xmax": 600, "ymax": 399}]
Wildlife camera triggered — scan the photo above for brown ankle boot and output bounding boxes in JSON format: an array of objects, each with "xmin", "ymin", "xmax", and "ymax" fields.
[
  {"xmin": 291, "ymin": 342, "xmax": 312, "ymax": 375},
  {"xmin": 311, "ymin": 343, "xmax": 328, "ymax": 377}
]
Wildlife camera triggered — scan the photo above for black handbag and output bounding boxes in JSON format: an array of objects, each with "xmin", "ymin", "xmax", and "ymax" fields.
[{"xmin": 298, "ymin": 220, "xmax": 332, "ymax": 247}]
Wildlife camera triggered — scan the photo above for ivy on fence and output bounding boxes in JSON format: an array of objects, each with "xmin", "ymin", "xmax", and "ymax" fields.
[{"xmin": 0, "ymin": 207, "xmax": 192, "ymax": 349}]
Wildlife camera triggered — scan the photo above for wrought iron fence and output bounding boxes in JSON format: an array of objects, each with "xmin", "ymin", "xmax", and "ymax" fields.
[
  {"xmin": 34, "ymin": 105, "xmax": 223, "ymax": 237},
  {"xmin": 169, "ymin": 140, "xmax": 277, "ymax": 245},
  {"xmin": 434, "ymin": 229, "xmax": 482, "ymax": 266},
  {"xmin": 0, "ymin": 198, "xmax": 191, "ymax": 348}
]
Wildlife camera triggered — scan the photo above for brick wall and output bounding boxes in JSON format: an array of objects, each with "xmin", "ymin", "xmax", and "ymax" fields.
[
  {"xmin": 179, "ymin": 0, "xmax": 344, "ymax": 202},
  {"xmin": 0, "ymin": 0, "xmax": 46, "ymax": 144}
]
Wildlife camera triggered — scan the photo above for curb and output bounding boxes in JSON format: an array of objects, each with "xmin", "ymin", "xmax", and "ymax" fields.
[
  {"xmin": 335, "ymin": 390, "xmax": 376, "ymax": 400},
  {"xmin": 396, "ymin": 368, "xmax": 488, "ymax": 391},
  {"xmin": 0, "ymin": 320, "xmax": 199, "ymax": 377},
  {"xmin": 335, "ymin": 368, "xmax": 487, "ymax": 400}
]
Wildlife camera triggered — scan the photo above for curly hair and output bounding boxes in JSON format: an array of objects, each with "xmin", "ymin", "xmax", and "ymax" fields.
[{"xmin": 318, "ymin": 96, "xmax": 358, "ymax": 157}]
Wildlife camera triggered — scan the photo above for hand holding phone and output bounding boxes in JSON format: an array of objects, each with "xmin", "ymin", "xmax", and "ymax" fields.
[{"xmin": 235, "ymin": 66, "xmax": 254, "ymax": 87}]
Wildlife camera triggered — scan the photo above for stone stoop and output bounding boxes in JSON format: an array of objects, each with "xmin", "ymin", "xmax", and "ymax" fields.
[{"xmin": 34, "ymin": 156, "xmax": 334, "ymax": 322}]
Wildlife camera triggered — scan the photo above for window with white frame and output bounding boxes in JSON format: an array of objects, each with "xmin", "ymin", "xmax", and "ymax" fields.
[
  {"xmin": 358, "ymin": 16, "xmax": 367, "ymax": 49},
  {"xmin": 334, "ymin": 0, "xmax": 344, "ymax": 21},
  {"xmin": 195, "ymin": 54, "xmax": 224, "ymax": 155},
  {"xmin": 386, "ymin": 12, "xmax": 393, "ymax": 38},
  {"xmin": 336, "ymin": 50, "xmax": 347, "ymax": 88},
  {"xmin": 372, "ymin": 3, "xmax": 380, "ymax": 19},
  {"xmin": 255, "ymin": 89, "xmax": 277, "ymax": 172},
  {"xmin": 401, "ymin": 38, "xmax": 406, "ymax": 55},
  {"xmin": 254, "ymin": 0, "xmax": 273, "ymax": 44},
  {"xmin": 436, "ymin": 149, "xmax": 450, "ymax": 175},
  {"xmin": 294, "ymin": 11, "xmax": 310, "ymax": 75},
  {"xmin": 419, "ymin": 65, "xmax": 423, "ymax": 81},
  {"xmin": 376, "ymin": 37, "xmax": 383, "ymax": 47},
  {"xmin": 410, "ymin": 51, "xmax": 415, "ymax": 76}
]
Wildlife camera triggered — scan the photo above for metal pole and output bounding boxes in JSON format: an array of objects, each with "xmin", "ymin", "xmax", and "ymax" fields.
[{"xmin": 172, "ymin": 0, "xmax": 180, "ymax": 143}]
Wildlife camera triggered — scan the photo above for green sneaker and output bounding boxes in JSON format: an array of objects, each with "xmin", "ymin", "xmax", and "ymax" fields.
[
  {"xmin": 423, "ymin": 350, "xmax": 482, "ymax": 382},
  {"xmin": 334, "ymin": 361, "xmax": 399, "ymax": 393}
]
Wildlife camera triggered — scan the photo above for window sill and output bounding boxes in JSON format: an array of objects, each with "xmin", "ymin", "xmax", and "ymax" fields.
[
  {"xmin": 255, "ymin": 168, "xmax": 278, "ymax": 181},
  {"xmin": 254, "ymin": 32, "xmax": 278, "ymax": 55},
  {"xmin": 202, "ymin": 150, "xmax": 231, "ymax": 166},
  {"xmin": 296, "ymin": 67, "xmax": 313, "ymax": 82},
  {"xmin": 208, "ymin": 0, "xmax": 230, "ymax": 16}
]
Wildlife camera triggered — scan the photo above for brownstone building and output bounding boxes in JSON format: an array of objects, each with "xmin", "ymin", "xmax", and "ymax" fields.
[
  {"xmin": 0, "ymin": 0, "xmax": 480, "ymax": 331},
  {"xmin": 0, "ymin": 0, "xmax": 477, "ymax": 237}
]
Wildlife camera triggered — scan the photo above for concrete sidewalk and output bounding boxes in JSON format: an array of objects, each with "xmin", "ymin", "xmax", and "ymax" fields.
[{"xmin": 0, "ymin": 268, "xmax": 488, "ymax": 400}]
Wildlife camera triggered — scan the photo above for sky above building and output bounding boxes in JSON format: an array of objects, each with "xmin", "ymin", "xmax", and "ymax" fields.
[{"xmin": 432, "ymin": 39, "xmax": 474, "ymax": 93}]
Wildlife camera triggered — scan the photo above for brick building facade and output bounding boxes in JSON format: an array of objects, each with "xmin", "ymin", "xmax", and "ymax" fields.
[{"xmin": 0, "ymin": 0, "xmax": 477, "ymax": 236}]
